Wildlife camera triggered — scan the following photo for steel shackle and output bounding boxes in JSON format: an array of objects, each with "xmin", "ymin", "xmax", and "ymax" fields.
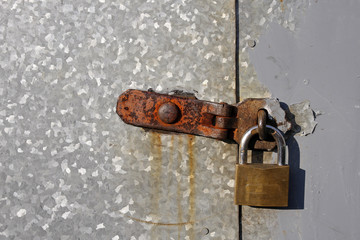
[{"xmin": 239, "ymin": 125, "xmax": 286, "ymax": 165}]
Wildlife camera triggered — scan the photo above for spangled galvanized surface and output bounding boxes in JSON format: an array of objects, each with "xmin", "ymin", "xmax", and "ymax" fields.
[{"xmin": 0, "ymin": 0, "xmax": 237, "ymax": 239}]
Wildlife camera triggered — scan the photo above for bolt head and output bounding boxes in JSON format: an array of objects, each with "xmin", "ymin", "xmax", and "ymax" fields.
[{"xmin": 158, "ymin": 102, "xmax": 180, "ymax": 124}]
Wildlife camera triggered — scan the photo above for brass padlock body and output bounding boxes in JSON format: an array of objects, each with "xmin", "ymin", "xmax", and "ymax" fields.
[
  {"xmin": 234, "ymin": 125, "xmax": 289, "ymax": 207},
  {"xmin": 234, "ymin": 163, "xmax": 289, "ymax": 206}
]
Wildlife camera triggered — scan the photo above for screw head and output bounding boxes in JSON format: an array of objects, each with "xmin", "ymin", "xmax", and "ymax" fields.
[{"xmin": 158, "ymin": 102, "xmax": 180, "ymax": 124}]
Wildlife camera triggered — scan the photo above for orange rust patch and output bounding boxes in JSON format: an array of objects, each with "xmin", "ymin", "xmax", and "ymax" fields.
[{"xmin": 117, "ymin": 89, "xmax": 233, "ymax": 142}]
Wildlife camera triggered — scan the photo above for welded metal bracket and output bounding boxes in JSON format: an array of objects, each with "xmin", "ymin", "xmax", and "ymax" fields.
[{"xmin": 117, "ymin": 89, "xmax": 291, "ymax": 150}]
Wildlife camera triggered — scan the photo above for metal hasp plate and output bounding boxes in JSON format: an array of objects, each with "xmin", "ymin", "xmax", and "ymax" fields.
[
  {"xmin": 117, "ymin": 89, "xmax": 237, "ymax": 141},
  {"xmin": 117, "ymin": 89, "xmax": 291, "ymax": 148}
]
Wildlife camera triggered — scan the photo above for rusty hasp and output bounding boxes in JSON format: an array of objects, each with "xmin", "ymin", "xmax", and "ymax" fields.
[
  {"xmin": 117, "ymin": 89, "xmax": 237, "ymax": 141},
  {"xmin": 116, "ymin": 89, "xmax": 292, "ymax": 148}
]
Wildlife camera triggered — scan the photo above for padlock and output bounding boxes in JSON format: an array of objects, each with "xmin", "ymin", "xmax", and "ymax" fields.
[{"xmin": 234, "ymin": 125, "xmax": 289, "ymax": 207}]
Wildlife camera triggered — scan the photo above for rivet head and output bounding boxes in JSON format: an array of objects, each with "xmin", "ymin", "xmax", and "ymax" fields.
[{"xmin": 158, "ymin": 102, "xmax": 180, "ymax": 124}]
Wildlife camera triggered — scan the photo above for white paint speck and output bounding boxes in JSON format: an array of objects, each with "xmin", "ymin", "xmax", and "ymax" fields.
[
  {"xmin": 45, "ymin": 33, "xmax": 54, "ymax": 42},
  {"xmin": 63, "ymin": 143, "xmax": 80, "ymax": 153},
  {"xmin": 112, "ymin": 236, "xmax": 120, "ymax": 240},
  {"xmin": 164, "ymin": 21, "xmax": 172, "ymax": 32},
  {"xmin": 120, "ymin": 205, "xmax": 129, "ymax": 214},
  {"xmin": 204, "ymin": 52, "xmax": 215, "ymax": 59},
  {"xmin": 240, "ymin": 61, "xmax": 248, "ymax": 68},
  {"xmin": 62, "ymin": 211, "xmax": 71, "ymax": 219},
  {"xmin": 6, "ymin": 115, "xmax": 15, "ymax": 123},
  {"xmin": 92, "ymin": 170, "xmax": 99, "ymax": 177},
  {"xmin": 88, "ymin": 6, "xmax": 95, "ymax": 13},
  {"xmin": 184, "ymin": 72, "xmax": 191, "ymax": 82},
  {"xmin": 19, "ymin": 94, "xmax": 29, "ymax": 104},
  {"xmin": 77, "ymin": 89, "xmax": 87, "ymax": 95},
  {"xmin": 119, "ymin": 4, "xmax": 126, "ymax": 10},
  {"xmin": 17, "ymin": 209, "xmax": 27, "ymax": 217},
  {"xmin": 227, "ymin": 179, "xmax": 234, "ymax": 187},
  {"xmin": 259, "ymin": 17, "xmax": 266, "ymax": 26},
  {"xmin": 139, "ymin": 23, "xmax": 146, "ymax": 30},
  {"xmin": 66, "ymin": 57, "xmax": 73, "ymax": 63},
  {"xmin": 78, "ymin": 168, "xmax": 86, "ymax": 175},
  {"xmin": 4, "ymin": 127, "xmax": 13, "ymax": 134},
  {"xmin": 155, "ymin": 85, "xmax": 162, "ymax": 92},
  {"xmin": 203, "ymin": 37, "xmax": 209, "ymax": 45},
  {"xmin": 133, "ymin": 58, "xmax": 142, "ymax": 75},
  {"xmin": 96, "ymin": 223, "xmax": 105, "ymax": 230}
]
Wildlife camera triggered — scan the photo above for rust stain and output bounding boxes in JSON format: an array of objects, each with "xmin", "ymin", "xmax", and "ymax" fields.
[
  {"xmin": 280, "ymin": 0, "xmax": 285, "ymax": 12},
  {"xmin": 177, "ymin": 136, "xmax": 184, "ymax": 240},
  {"xmin": 127, "ymin": 215, "xmax": 194, "ymax": 226},
  {"xmin": 168, "ymin": 135, "xmax": 175, "ymax": 174},
  {"xmin": 149, "ymin": 132, "xmax": 163, "ymax": 238},
  {"xmin": 188, "ymin": 135, "xmax": 196, "ymax": 239}
]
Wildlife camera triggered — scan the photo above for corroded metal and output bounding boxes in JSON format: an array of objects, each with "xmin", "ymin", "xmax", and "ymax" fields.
[
  {"xmin": 117, "ymin": 89, "xmax": 237, "ymax": 141},
  {"xmin": 257, "ymin": 109, "xmax": 267, "ymax": 141},
  {"xmin": 117, "ymin": 89, "xmax": 290, "ymax": 149}
]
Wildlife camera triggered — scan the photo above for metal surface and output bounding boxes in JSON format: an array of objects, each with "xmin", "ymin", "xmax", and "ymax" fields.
[
  {"xmin": 235, "ymin": 125, "xmax": 289, "ymax": 207},
  {"xmin": 158, "ymin": 102, "xmax": 180, "ymax": 124},
  {"xmin": 0, "ymin": 0, "xmax": 239, "ymax": 239},
  {"xmin": 117, "ymin": 89, "xmax": 291, "ymax": 150},
  {"xmin": 241, "ymin": 0, "xmax": 360, "ymax": 239},
  {"xmin": 234, "ymin": 163, "xmax": 289, "ymax": 207},
  {"xmin": 117, "ymin": 89, "xmax": 236, "ymax": 141},
  {"xmin": 257, "ymin": 110, "xmax": 267, "ymax": 141},
  {"xmin": 239, "ymin": 125, "xmax": 286, "ymax": 166}
]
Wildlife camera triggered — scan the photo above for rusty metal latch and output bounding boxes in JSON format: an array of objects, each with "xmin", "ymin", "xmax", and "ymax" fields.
[{"xmin": 117, "ymin": 89, "xmax": 291, "ymax": 150}]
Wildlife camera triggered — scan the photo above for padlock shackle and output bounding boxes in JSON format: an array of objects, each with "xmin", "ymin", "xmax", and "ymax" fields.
[{"xmin": 239, "ymin": 125, "xmax": 286, "ymax": 165}]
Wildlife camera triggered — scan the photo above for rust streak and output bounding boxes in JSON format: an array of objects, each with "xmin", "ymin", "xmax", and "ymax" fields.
[
  {"xmin": 280, "ymin": 0, "xmax": 285, "ymax": 11},
  {"xmin": 169, "ymin": 135, "xmax": 175, "ymax": 175},
  {"xmin": 188, "ymin": 135, "xmax": 196, "ymax": 239},
  {"xmin": 127, "ymin": 216, "xmax": 194, "ymax": 226},
  {"xmin": 150, "ymin": 132, "xmax": 162, "ymax": 237},
  {"xmin": 177, "ymin": 136, "xmax": 184, "ymax": 240}
]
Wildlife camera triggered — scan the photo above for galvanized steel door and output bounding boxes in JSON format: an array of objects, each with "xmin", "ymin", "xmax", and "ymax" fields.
[{"xmin": 0, "ymin": 0, "xmax": 238, "ymax": 239}]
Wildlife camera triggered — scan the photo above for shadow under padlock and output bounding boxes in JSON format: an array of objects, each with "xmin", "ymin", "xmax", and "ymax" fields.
[{"xmin": 245, "ymin": 130, "xmax": 305, "ymax": 209}]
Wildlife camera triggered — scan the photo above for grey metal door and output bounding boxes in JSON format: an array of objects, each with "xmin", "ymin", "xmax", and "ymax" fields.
[{"xmin": 1, "ymin": 0, "xmax": 360, "ymax": 239}]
